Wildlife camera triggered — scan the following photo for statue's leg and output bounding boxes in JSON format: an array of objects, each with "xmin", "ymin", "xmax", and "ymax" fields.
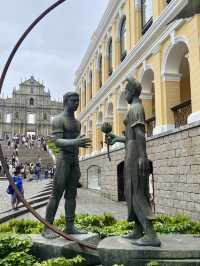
[
  {"xmin": 123, "ymin": 216, "xmax": 143, "ymax": 240},
  {"xmin": 133, "ymin": 219, "xmax": 161, "ymax": 247},
  {"xmin": 64, "ymin": 163, "xmax": 86, "ymax": 234},
  {"xmin": 123, "ymin": 165, "xmax": 143, "ymax": 239},
  {"xmin": 42, "ymin": 157, "xmax": 66, "ymax": 239}
]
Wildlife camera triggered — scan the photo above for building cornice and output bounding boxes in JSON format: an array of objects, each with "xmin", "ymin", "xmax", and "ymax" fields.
[
  {"xmin": 78, "ymin": 0, "xmax": 188, "ymax": 121},
  {"xmin": 75, "ymin": 0, "xmax": 188, "ymax": 86},
  {"xmin": 74, "ymin": 0, "xmax": 124, "ymax": 85}
]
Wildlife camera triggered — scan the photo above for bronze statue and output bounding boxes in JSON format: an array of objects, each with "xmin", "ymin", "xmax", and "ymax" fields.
[
  {"xmin": 105, "ymin": 77, "xmax": 161, "ymax": 247},
  {"xmin": 42, "ymin": 92, "xmax": 91, "ymax": 239}
]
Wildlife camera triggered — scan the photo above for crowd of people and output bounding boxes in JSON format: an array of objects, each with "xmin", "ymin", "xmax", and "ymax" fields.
[
  {"xmin": 6, "ymin": 134, "xmax": 48, "ymax": 152},
  {"xmin": 0, "ymin": 134, "xmax": 55, "ymax": 211}
]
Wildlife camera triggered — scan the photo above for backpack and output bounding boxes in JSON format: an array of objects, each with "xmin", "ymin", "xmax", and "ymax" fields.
[{"xmin": 6, "ymin": 185, "xmax": 14, "ymax": 194}]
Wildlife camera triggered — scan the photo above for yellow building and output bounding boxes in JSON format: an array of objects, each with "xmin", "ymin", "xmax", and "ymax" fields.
[{"xmin": 75, "ymin": 0, "xmax": 200, "ymax": 219}]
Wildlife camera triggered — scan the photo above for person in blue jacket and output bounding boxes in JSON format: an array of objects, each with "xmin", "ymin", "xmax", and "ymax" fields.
[{"xmin": 8, "ymin": 166, "xmax": 24, "ymax": 210}]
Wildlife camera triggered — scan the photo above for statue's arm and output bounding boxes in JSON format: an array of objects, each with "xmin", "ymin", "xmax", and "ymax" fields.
[
  {"xmin": 107, "ymin": 133, "xmax": 126, "ymax": 145},
  {"xmin": 133, "ymin": 125, "xmax": 149, "ymax": 178},
  {"xmin": 54, "ymin": 133, "xmax": 77, "ymax": 148}
]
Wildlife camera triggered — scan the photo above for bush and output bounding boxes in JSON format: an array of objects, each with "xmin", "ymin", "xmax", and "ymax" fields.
[
  {"xmin": 0, "ymin": 234, "xmax": 32, "ymax": 257},
  {"xmin": 33, "ymin": 256, "xmax": 85, "ymax": 266},
  {"xmin": 0, "ymin": 213, "xmax": 200, "ymax": 239},
  {"xmin": 0, "ymin": 234, "xmax": 84, "ymax": 266},
  {"xmin": 0, "ymin": 251, "xmax": 36, "ymax": 266},
  {"xmin": 0, "ymin": 219, "xmax": 43, "ymax": 235}
]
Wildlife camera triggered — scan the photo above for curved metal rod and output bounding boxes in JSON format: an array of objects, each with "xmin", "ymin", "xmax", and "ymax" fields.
[{"xmin": 0, "ymin": 0, "xmax": 97, "ymax": 251}]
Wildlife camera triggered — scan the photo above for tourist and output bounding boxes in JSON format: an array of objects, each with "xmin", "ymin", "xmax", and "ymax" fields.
[{"xmin": 8, "ymin": 166, "xmax": 24, "ymax": 210}]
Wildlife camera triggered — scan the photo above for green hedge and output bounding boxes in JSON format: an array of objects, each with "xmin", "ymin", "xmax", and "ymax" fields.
[
  {"xmin": 0, "ymin": 234, "xmax": 85, "ymax": 266},
  {"xmin": 0, "ymin": 213, "xmax": 200, "ymax": 238}
]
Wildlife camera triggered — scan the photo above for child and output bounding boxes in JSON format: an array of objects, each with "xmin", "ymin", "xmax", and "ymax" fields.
[{"xmin": 9, "ymin": 166, "xmax": 24, "ymax": 210}]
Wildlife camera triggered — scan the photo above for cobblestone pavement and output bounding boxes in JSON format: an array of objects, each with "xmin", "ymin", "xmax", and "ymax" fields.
[{"xmin": 0, "ymin": 179, "xmax": 127, "ymax": 221}]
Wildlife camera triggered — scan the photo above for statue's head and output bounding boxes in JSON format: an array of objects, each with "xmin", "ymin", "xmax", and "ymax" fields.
[
  {"xmin": 124, "ymin": 76, "xmax": 142, "ymax": 104},
  {"xmin": 63, "ymin": 92, "xmax": 79, "ymax": 112}
]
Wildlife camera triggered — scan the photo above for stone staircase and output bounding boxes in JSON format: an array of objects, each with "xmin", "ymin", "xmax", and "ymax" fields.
[
  {"xmin": 0, "ymin": 180, "xmax": 53, "ymax": 223},
  {"xmin": 0, "ymin": 141, "xmax": 54, "ymax": 169}
]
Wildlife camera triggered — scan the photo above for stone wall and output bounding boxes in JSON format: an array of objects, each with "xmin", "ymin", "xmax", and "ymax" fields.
[
  {"xmin": 147, "ymin": 123, "xmax": 200, "ymax": 220},
  {"xmin": 80, "ymin": 122, "xmax": 200, "ymax": 220}
]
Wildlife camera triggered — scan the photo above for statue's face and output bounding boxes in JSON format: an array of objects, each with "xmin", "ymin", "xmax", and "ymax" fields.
[
  {"xmin": 65, "ymin": 95, "xmax": 79, "ymax": 112},
  {"xmin": 124, "ymin": 81, "xmax": 134, "ymax": 104}
]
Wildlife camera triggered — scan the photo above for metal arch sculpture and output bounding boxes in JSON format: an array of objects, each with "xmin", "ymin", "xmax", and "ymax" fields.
[{"xmin": 0, "ymin": 0, "xmax": 97, "ymax": 251}]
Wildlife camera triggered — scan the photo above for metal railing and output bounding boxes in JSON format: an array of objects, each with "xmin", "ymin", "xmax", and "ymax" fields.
[
  {"xmin": 171, "ymin": 100, "xmax": 191, "ymax": 128},
  {"xmin": 146, "ymin": 116, "xmax": 156, "ymax": 137}
]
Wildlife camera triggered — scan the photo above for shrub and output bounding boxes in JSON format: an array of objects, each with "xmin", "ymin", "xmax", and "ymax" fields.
[
  {"xmin": 0, "ymin": 251, "xmax": 36, "ymax": 266},
  {"xmin": 0, "ymin": 213, "xmax": 200, "ymax": 238},
  {"xmin": 33, "ymin": 256, "xmax": 85, "ymax": 266},
  {"xmin": 0, "ymin": 234, "xmax": 32, "ymax": 257}
]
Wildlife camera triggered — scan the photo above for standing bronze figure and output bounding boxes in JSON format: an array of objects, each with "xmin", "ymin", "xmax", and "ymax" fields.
[
  {"xmin": 42, "ymin": 92, "xmax": 91, "ymax": 239},
  {"xmin": 106, "ymin": 77, "xmax": 161, "ymax": 247}
]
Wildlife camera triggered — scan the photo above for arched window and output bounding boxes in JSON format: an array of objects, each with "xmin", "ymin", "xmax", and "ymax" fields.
[
  {"xmin": 120, "ymin": 17, "xmax": 127, "ymax": 62},
  {"xmin": 141, "ymin": 0, "xmax": 153, "ymax": 34},
  {"xmin": 98, "ymin": 54, "xmax": 102, "ymax": 88},
  {"xmin": 43, "ymin": 113, "xmax": 47, "ymax": 120},
  {"xmin": 30, "ymin": 98, "xmax": 34, "ymax": 106},
  {"xmin": 108, "ymin": 38, "xmax": 113, "ymax": 76}
]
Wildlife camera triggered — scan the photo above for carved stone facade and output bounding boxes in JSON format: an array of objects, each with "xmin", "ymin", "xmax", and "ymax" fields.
[{"xmin": 0, "ymin": 76, "xmax": 63, "ymax": 138}]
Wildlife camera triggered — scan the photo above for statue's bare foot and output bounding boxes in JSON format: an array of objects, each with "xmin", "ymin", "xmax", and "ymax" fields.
[
  {"xmin": 132, "ymin": 235, "xmax": 161, "ymax": 247},
  {"xmin": 122, "ymin": 230, "xmax": 143, "ymax": 240},
  {"xmin": 64, "ymin": 225, "xmax": 87, "ymax": 235},
  {"xmin": 42, "ymin": 228, "xmax": 59, "ymax": 239}
]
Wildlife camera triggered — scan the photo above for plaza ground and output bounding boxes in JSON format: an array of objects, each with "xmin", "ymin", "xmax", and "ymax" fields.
[{"xmin": 0, "ymin": 179, "xmax": 127, "ymax": 221}]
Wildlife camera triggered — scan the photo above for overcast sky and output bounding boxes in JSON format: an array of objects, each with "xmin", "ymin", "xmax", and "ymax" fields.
[{"xmin": 0, "ymin": 0, "xmax": 109, "ymax": 100}]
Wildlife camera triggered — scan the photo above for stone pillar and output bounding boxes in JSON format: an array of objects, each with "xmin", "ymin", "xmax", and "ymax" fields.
[
  {"xmin": 187, "ymin": 15, "xmax": 200, "ymax": 124},
  {"xmin": 94, "ymin": 57, "xmax": 100, "ymax": 92},
  {"xmin": 92, "ymin": 111, "xmax": 98, "ymax": 154},
  {"xmin": 142, "ymin": 97, "xmax": 154, "ymax": 119},
  {"xmin": 102, "ymin": 41, "xmax": 108, "ymax": 84},
  {"xmin": 113, "ymin": 89, "xmax": 125, "ymax": 135},
  {"xmin": 133, "ymin": 0, "xmax": 142, "ymax": 43},
  {"xmin": 152, "ymin": 51, "xmax": 164, "ymax": 135},
  {"xmin": 86, "ymin": 120, "xmax": 93, "ymax": 156},
  {"xmin": 122, "ymin": 0, "xmax": 131, "ymax": 53},
  {"xmin": 153, "ymin": 0, "xmax": 166, "ymax": 20},
  {"xmin": 112, "ymin": 19, "xmax": 120, "ymax": 70},
  {"xmin": 86, "ymin": 81, "xmax": 90, "ymax": 106},
  {"xmin": 154, "ymin": 70, "xmax": 182, "ymax": 135}
]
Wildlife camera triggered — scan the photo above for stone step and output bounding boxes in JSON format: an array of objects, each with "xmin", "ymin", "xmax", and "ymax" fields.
[
  {"xmin": 98, "ymin": 235, "xmax": 200, "ymax": 266},
  {"xmin": 31, "ymin": 233, "xmax": 100, "ymax": 266},
  {"xmin": 0, "ymin": 201, "xmax": 49, "ymax": 223}
]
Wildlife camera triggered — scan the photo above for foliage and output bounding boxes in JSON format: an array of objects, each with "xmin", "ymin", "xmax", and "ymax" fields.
[
  {"xmin": 0, "ymin": 234, "xmax": 32, "ymax": 257},
  {"xmin": 147, "ymin": 261, "xmax": 160, "ymax": 266},
  {"xmin": 0, "ymin": 219, "xmax": 43, "ymax": 235},
  {"xmin": 33, "ymin": 256, "xmax": 85, "ymax": 266},
  {"xmin": 47, "ymin": 140, "xmax": 60, "ymax": 156},
  {"xmin": 1, "ymin": 213, "xmax": 200, "ymax": 239},
  {"xmin": 0, "ymin": 251, "xmax": 36, "ymax": 266},
  {"xmin": 0, "ymin": 235, "xmax": 85, "ymax": 266},
  {"xmin": 155, "ymin": 213, "xmax": 200, "ymax": 234}
]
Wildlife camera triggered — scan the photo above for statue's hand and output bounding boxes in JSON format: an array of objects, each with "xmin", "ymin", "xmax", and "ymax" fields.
[
  {"xmin": 106, "ymin": 133, "xmax": 119, "ymax": 145},
  {"xmin": 138, "ymin": 157, "xmax": 149, "ymax": 178},
  {"xmin": 75, "ymin": 135, "xmax": 92, "ymax": 148}
]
